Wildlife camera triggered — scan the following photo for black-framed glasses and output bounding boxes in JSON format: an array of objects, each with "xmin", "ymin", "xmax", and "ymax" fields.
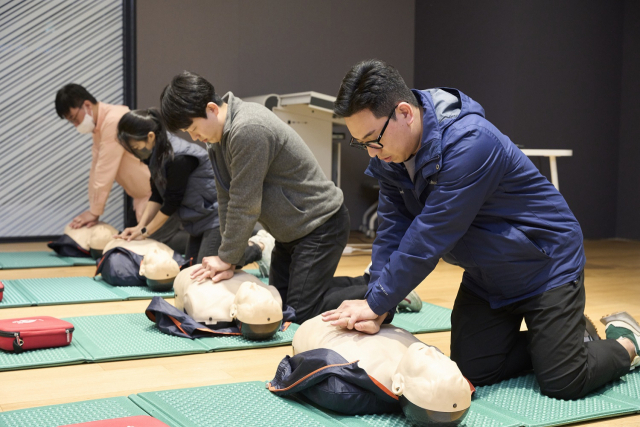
[
  {"xmin": 349, "ymin": 105, "xmax": 398, "ymax": 150},
  {"xmin": 67, "ymin": 103, "xmax": 85, "ymax": 124}
]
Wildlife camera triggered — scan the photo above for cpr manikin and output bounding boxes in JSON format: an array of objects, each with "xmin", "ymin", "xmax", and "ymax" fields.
[
  {"xmin": 97, "ymin": 238, "xmax": 187, "ymax": 288},
  {"xmin": 84, "ymin": 223, "xmax": 119, "ymax": 259},
  {"xmin": 139, "ymin": 248, "xmax": 181, "ymax": 292},
  {"xmin": 174, "ymin": 266, "xmax": 283, "ymax": 339},
  {"xmin": 102, "ymin": 238, "xmax": 175, "ymax": 257},
  {"xmin": 51, "ymin": 222, "xmax": 118, "ymax": 258},
  {"xmin": 270, "ymin": 316, "xmax": 472, "ymax": 425}
]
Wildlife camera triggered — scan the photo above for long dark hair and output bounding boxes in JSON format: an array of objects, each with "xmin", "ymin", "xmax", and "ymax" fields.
[{"xmin": 117, "ymin": 108, "xmax": 173, "ymax": 187}]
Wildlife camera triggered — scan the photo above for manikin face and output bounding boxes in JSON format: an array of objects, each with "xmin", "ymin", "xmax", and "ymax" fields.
[
  {"xmin": 230, "ymin": 282, "xmax": 283, "ymax": 325},
  {"xmin": 139, "ymin": 248, "xmax": 180, "ymax": 280},
  {"xmin": 344, "ymin": 103, "xmax": 421, "ymax": 164},
  {"xmin": 392, "ymin": 343, "xmax": 471, "ymax": 415},
  {"xmin": 182, "ymin": 102, "xmax": 224, "ymax": 144},
  {"xmin": 64, "ymin": 100, "xmax": 93, "ymax": 127}
]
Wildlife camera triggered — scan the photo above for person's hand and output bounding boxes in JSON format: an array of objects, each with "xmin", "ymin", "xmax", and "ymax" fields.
[
  {"xmin": 346, "ymin": 313, "xmax": 388, "ymax": 334},
  {"xmin": 114, "ymin": 226, "xmax": 145, "ymax": 241},
  {"xmin": 190, "ymin": 256, "xmax": 235, "ymax": 283},
  {"xmin": 69, "ymin": 211, "xmax": 99, "ymax": 229},
  {"xmin": 321, "ymin": 300, "xmax": 379, "ymax": 331}
]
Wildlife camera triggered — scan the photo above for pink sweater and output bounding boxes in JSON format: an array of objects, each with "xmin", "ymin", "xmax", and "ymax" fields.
[{"xmin": 89, "ymin": 102, "xmax": 151, "ymax": 219}]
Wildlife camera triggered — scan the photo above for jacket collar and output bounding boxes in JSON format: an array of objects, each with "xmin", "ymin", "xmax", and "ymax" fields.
[{"xmin": 220, "ymin": 92, "xmax": 238, "ymax": 144}]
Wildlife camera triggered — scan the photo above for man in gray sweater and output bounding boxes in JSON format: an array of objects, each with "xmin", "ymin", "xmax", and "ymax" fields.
[{"xmin": 160, "ymin": 71, "xmax": 358, "ymax": 323}]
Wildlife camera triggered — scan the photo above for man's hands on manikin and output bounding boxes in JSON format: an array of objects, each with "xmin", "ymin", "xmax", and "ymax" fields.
[
  {"xmin": 190, "ymin": 255, "xmax": 236, "ymax": 283},
  {"xmin": 69, "ymin": 210, "xmax": 99, "ymax": 229},
  {"xmin": 322, "ymin": 299, "xmax": 387, "ymax": 335}
]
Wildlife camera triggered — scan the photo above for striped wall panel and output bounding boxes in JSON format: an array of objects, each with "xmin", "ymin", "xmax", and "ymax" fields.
[{"xmin": 0, "ymin": 0, "xmax": 126, "ymax": 237}]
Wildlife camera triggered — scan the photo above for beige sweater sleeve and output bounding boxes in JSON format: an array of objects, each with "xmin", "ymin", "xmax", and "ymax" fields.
[{"xmin": 88, "ymin": 116, "xmax": 125, "ymax": 216}]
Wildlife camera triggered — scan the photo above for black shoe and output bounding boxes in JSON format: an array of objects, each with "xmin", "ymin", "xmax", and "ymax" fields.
[{"xmin": 584, "ymin": 314, "xmax": 601, "ymax": 342}]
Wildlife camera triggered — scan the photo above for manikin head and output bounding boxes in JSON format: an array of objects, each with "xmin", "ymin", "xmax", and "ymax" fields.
[
  {"xmin": 391, "ymin": 343, "xmax": 471, "ymax": 426},
  {"xmin": 230, "ymin": 281, "xmax": 283, "ymax": 340},
  {"xmin": 88, "ymin": 223, "xmax": 119, "ymax": 259},
  {"xmin": 334, "ymin": 59, "xmax": 423, "ymax": 164},
  {"xmin": 55, "ymin": 83, "xmax": 98, "ymax": 134},
  {"xmin": 139, "ymin": 248, "xmax": 180, "ymax": 292},
  {"xmin": 160, "ymin": 71, "xmax": 226, "ymax": 144}
]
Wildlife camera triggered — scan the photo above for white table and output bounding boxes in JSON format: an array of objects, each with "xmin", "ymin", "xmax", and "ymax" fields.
[{"xmin": 521, "ymin": 149, "xmax": 573, "ymax": 190}]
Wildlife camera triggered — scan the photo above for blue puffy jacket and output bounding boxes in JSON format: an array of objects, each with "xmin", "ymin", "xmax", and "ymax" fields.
[{"xmin": 365, "ymin": 88, "xmax": 586, "ymax": 314}]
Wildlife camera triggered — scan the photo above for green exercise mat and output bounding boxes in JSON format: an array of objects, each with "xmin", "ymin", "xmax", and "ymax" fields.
[
  {"xmin": 0, "ymin": 397, "xmax": 148, "ymax": 427},
  {"xmin": 66, "ymin": 313, "xmax": 209, "ymax": 362},
  {"xmin": 112, "ymin": 285, "xmax": 174, "ymax": 300},
  {"xmin": 0, "ymin": 276, "xmax": 174, "ymax": 309},
  {"xmin": 0, "ymin": 340, "xmax": 88, "ymax": 372},
  {"xmin": 0, "ymin": 251, "xmax": 96, "ymax": 269},
  {"xmin": 198, "ymin": 323, "xmax": 299, "ymax": 352},
  {"xmin": 126, "ymin": 372, "xmax": 640, "ymax": 427},
  {"xmin": 391, "ymin": 301, "xmax": 452, "ymax": 333},
  {"xmin": 0, "ymin": 281, "xmax": 33, "ymax": 308},
  {"xmin": 467, "ymin": 372, "xmax": 640, "ymax": 427},
  {"xmin": 130, "ymin": 381, "xmax": 344, "ymax": 427}
]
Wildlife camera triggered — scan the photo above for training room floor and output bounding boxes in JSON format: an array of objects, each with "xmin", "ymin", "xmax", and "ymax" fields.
[{"xmin": 0, "ymin": 237, "xmax": 638, "ymax": 426}]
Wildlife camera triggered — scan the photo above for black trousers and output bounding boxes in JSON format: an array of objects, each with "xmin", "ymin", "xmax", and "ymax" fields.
[
  {"xmin": 450, "ymin": 273, "xmax": 630, "ymax": 399},
  {"xmin": 270, "ymin": 203, "xmax": 353, "ymax": 323},
  {"xmin": 149, "ymin": 213, "xmax": 189, "ymax": 255},
  {"xmin": 185, "ymin": 227, "xmax": 264, "ymax": 266}
]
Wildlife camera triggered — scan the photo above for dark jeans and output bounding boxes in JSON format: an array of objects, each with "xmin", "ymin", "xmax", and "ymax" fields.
[
  {"xmin": 450, "ymin": 272, "xmax": 631, "ymax": 399},
  {"xmin": 186, "ymin": 227, "xmax": 264, "ymax": 266},
  {"xmin": 315, "ymin": 274, "xmax": 369, "ymax": 314},
  {"xmin": 149, "ymin": 213, "xmax": 189, "ymax": 255},
  {"xmin": 185, "ymin": 227, "xmax": 222, "ymax": 264},
  {"xmin": 270, "ymin": 203, "xmax": 352, "ymax": 323}
]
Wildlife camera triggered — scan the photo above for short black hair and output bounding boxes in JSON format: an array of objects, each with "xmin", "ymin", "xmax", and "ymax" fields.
[
  {"xmin": 54, "ymin": 84, "xmax": 97, "ymax": 118},
  {"xmin": 160, "ymin": 71, "xmax": 224, "ymax": 133},
  {"xmin": 334, "ymin": 59, "xmax": 418, "ymax": 119}
]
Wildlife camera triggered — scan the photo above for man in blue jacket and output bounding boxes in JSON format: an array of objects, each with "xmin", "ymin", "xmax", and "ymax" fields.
[{"xmin": 323, "ymin": 59, "xmax": 639, "ymax": 399}]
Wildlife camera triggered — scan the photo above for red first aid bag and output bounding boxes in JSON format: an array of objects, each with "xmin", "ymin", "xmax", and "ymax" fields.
[
  {"xmin": 0, "ymin": 316, "xmax": 74, "ymax": 353},
  {"xmin": 0, "ymin": 281, "xmax": 4, "ymax": 302},
  {"xmin": 59, "ymin": 415, "xmax": 170, "ymax": 426}
]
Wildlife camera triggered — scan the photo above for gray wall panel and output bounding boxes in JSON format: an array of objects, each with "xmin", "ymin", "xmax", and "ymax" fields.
[
  {"xmin": 0, "ymin": 0, "xmax": 127, "ymax": 237},
  {"xmin": 616, "ymin": 0, "xmax": 640, "ymax": 240},
  {"xmin": 414, "ymin": 0, "xmax": 625, "ymax": 239}
]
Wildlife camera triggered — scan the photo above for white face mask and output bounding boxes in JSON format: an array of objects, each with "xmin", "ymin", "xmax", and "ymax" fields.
[{"xmin": 75, "ymin": 106, "xmax": 95, "ymax": 134}]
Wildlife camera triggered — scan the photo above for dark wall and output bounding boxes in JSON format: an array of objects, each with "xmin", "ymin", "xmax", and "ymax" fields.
[
  {"xmin": 616, "ymin": 0, "xmax": 640, "ymax": 240},
  {"xmin": 414, "ymin": 1, "xmax": 626, "ymax": 239},
  {"xmin": 136, "ymin": 0, "xmax": 415, "ymax": 229}
]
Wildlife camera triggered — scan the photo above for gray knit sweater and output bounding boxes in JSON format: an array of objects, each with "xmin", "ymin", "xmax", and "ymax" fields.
[{"xmin": 207, "ymin": 92, "xmax": 344, "ymax": 265}]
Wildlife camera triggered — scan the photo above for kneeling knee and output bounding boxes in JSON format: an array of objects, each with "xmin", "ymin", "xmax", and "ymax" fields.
[{"xmin": 537, "ymin": 377, "xmax": 584, "ymax": 400}]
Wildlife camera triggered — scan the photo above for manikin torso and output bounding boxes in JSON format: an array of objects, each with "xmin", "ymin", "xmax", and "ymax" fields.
[
  {"xmin": 102, "ymin": 238, "xmax": 174, "ymax": 257},
  {"xmin": 293, "ymin": 315, "xmax": 421, "ymax": 392},
  {"xmin": 174, "ymin": 266, "xmax": 282, "ymax": 325},
  {"xmin": 64, "ymin": 222, "xmax": 118, "ymax": 250}
]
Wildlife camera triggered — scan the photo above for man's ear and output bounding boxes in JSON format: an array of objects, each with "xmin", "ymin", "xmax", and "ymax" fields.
[
  {"xmin": 206, "ymin": 102, "xmax": 219, "ymax": 117},
  {"xmin": 392, "ymin": 372, "xmax": 405, "ymax": 396},
  {"xmin": 229, "ymin": 303, "xmax": 238, "ymax": 319},
  {"xmin": 398, "ymin": 102, "xmax": 415, "ymax": 125}
]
